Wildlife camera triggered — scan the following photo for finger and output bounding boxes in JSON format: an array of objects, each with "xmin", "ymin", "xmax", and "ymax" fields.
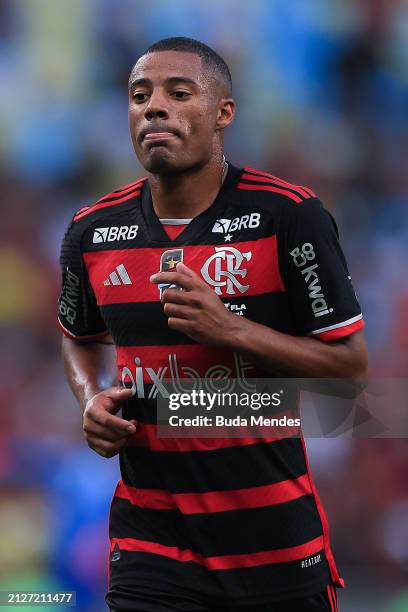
[
  {"xmin": 150, "ymin": 271, "xmax": 195, "ymax": 291},
  {"xmin": 163, "ymin": 303, "xmax": 195, "ymax": 319},
  {"xmin": 88, "ymin": 410, "xmax": 137, "ymax": 434},
  {"xmin": 102, "ymin": 387, "xmax": 134, "ymax": 402},
  {"xmin": 160, "ymin": 288, "xmax": 192, "ymax": 305},
  {"xmin": 87, "ymin": 436, "xmax": 127, "ymax": 458},
  {"xmin": 175, "ymin": 262, "xmax": 199, "ymax": 279},
  {"xmin": 83, "ymin": 421, "xmax": 133, "ymax": 442},
  {"xmin": 167, "ymin": 317, "xmax": 192, "ymax": 334}
]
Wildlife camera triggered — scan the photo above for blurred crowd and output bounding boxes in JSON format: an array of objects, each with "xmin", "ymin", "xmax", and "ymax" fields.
[{"xmin": 0, "ymin": 1, "xmax": 407, "ymax": 610}]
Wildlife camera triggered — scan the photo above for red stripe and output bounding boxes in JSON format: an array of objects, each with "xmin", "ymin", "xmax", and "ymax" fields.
[
  {"xmin": 112, "ymin": 177, "xmax": 147, "ymax": 194},
  {"xmin": 327, "ymin": 585, "xmax": 338, "ymax": 612},
  {"xmin": 241, "ymin": 171, "xmax": 312, "ymax": 199},
  {"xmin": 110, "ymin": 535, "xmax": 324, "ymax": 569},
  {"xmin": 74, "ymin": 205, "xmax": 90, "ymax": 216},
  {"xmin": 97, "ymin": 180, "xmax": 145, "ymax": 203},
  {"xmin": 299, "ymin": 437, "xmax": 344, "ymax": 588},
  {"xmin": 244, "ymin": 167, "xmax": 317, "ymax": 198},
  {"xmin": 302, "ymin": 186, "xmax": 316, "ymax": 197},
  {"xmin": 332, "ymin": 586, "xmax": 339, "ymax": 612},
  {"xmin": 58, "ymin": 318, "xmax": 110, "ymax": 342},
  {"xmin": 315, "ymin": 319, "xmax": 364, "ymax": 342},
  {"xmin": 126, "ymin": 422, "xmax": 286, "ymax": 451},
  {"xmin": 116, "ymin": 481, "xmax": 177, "ymax": 510},
  {"xmin": 73, "ymin": 190, "xmax": 141, "ymax": 221},
  {"xmin": 83, "ymin": 235, "xmax": 285, "ymax": 305},
  {"xmin": 115, "ymin": 473, "xmax": 312, "ymax": 514},
  {"xmin": 332, "ymin": 585, "xmax": 339, "ymax": 611},
  {"xmin": 326, "ymin": 585, "xmax": 334, "ymax": 612},
  {"xmin": 237, "ymin": 182, "xmax": 303, "ymax": 203}
]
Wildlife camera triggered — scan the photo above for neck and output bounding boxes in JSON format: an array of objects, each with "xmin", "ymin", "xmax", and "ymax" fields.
[{"xmin": 148, "ymin": 156, "xmax": 227, "ymax": 219}]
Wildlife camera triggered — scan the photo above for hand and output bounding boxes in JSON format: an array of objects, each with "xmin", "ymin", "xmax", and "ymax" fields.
[
  {"xmin": 150, "ymin": 262, "xmax": 242, "ymax": 346},
  {"xmin": 82, "ymin": 387, "xmax": 137, "ymax": 458}
]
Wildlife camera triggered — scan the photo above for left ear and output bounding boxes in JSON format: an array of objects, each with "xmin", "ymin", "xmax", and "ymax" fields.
[{"xmin": 216, "ymin": 98, "xmax": 235, "ymax": 131}]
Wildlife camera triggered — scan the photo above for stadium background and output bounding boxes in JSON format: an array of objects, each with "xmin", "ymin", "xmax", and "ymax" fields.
[{"xmin": 0, "ymin": 0, "xmax": 407, "ymax": 610}]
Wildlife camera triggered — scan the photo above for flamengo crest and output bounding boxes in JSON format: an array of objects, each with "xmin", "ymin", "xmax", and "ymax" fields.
[{"xmin": 201, "ymin": 246, "xmax": 252, "ymax": 295}]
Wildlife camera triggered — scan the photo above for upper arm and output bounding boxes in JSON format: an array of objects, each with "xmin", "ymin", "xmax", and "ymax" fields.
[
  {"xmin": 330, "ymin": 328, "xmax": 369, "ymax": 375},
  {"xmin": 58, "ymin": 219, "xmax": 108, "ymax": 341},
  {"xmin": 278, "ymin": 198, "xmax": 365, "ymax": 342}
]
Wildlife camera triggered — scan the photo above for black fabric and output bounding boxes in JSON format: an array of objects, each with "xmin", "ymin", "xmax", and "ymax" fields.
[
  {"xmin": 108, "ymin": 584, "xmax": 337, "ymax": 611},
  {"xmin": 277, "ymin": 197, "xmax": 360, "ymax": 336},
  {"xmin": 58, "ymin": 220, "xmax": 107, "ymax": 338}
]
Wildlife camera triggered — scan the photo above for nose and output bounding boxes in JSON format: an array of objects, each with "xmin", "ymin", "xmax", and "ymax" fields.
[{"xmin": 144, "ymin": 87, "xmax": 169, "ymax": 121}]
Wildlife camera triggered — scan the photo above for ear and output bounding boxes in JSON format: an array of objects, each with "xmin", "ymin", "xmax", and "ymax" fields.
[{"xmin": 215, "ymin": 98, "xmax": 235, "ymax": 131}]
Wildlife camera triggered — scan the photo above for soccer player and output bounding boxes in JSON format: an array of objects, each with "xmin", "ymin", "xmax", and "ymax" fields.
[{"xmin": 59, "ymin": 37, "xmax": 368, "ymax": 611}]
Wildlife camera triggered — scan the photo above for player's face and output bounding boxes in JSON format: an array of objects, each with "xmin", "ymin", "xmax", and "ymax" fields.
[{"xmin": 128, "ymin": 51, "xmax": 229, "ymax": 174}]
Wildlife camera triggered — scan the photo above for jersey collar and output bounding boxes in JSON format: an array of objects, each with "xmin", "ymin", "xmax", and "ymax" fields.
[{"xmin": 140, "ymin": 162, "xmax": 242, "ymax": 244}]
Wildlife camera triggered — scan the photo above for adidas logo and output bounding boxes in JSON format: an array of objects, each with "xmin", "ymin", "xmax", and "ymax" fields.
[{"xmin": 104, "ymin": 264, "xmax": 132, "ymax": 286}]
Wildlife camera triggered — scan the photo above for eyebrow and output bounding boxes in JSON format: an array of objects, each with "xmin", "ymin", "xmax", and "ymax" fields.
[{"xmin": 128, "ymin": 76, "xmax": 198, "ymax": 89}]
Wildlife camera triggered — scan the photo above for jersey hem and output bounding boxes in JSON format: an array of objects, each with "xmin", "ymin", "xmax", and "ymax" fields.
[
  {"xmin": 211, "ymin": 576, "xmax": 339, "ymax": 607},
  {"xmin": 312, "ymin": 317, "xmax": 364, "ymax": 342},
  {"xmin": 58, "ymin": 318, "xmax": 109, "ymax": 341},
  {"xmin": 107, "ymin": 574, "xmax": 337, "ymax": 609}
]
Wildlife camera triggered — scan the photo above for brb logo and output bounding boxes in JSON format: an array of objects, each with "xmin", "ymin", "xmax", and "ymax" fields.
[
  {"xmin": 93, "ymin": 225, "xmax": 138, "ymax": 243},
  {"xmin": 201, "ymin": 246, "xmax": 252, "ymax": 295},
  {"xmin": 212, "ymin": 213, "xmax": 261, "ymax": 234}
]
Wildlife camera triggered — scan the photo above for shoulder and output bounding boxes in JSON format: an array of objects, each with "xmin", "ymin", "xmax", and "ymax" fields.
[
  {"xmin": 237, "ymin": 166, "xmax": 338, "ymax": 229},
  {"xmin": 60, "ymin": 177, "xmax": 147, "ymax": 257},
  {"xmin": 236, "ymin": 166, "xmax": 318, "ymax": 209},
  {"xmin": 72, "ymin": 176, "xmax": 148, "ymax": 224}
]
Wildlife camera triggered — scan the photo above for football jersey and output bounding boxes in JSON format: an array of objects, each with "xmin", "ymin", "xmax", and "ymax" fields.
[{"xmin": 58, "ymin": 163, "xmax": 364, "ymax": 608}]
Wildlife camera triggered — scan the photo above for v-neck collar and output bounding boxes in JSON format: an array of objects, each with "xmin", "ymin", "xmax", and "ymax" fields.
[{"xmin": 140, "ymin": 162, "xmax": 242, "ymax": 244}]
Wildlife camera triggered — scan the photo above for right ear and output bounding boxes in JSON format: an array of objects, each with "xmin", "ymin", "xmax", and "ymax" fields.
[{"xmin": 216, "ymin": 98, "xmax": 235, "ymax": 131}]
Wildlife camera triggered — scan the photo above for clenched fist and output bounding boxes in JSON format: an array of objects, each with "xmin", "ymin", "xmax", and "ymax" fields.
[{"xmin": 82, "ymin": 387, "xmax": 136, "ymax": 458}]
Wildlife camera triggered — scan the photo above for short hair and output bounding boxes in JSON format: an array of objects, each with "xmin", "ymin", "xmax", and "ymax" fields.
[{"xmin": 142, "ymin": 36, "xmax": 232, "ymax": 96}]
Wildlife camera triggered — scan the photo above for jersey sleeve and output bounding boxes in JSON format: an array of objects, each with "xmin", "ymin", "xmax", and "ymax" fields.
[
  {"xmin": 58, "ymin": 219, "xmax": 108, "ymax": 340},
  {"xmin": 278, "ymin": 198, "xmax": 364, "ymax": 341}
]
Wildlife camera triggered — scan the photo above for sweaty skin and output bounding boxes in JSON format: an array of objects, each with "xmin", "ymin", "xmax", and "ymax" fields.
[{"xmin": 62, "ymin": 49, "xmax": 368, "ymax": 458}]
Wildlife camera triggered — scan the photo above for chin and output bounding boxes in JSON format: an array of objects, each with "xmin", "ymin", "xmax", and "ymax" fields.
[
  {"xmin": 140, "ymin": 149, "xmax": 195, "ymax": 176},
  {"xmin": 144, "ymin": 155, "xmax": 178, "ymax": 175}
]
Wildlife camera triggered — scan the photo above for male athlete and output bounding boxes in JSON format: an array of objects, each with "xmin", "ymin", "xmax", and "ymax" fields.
[{"xmin": 59, "ymin": 37, "xmax": 368, "ymax": 611}]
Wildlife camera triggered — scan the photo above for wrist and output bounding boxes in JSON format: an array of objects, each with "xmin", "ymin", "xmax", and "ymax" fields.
[
  {"xmin": 220, "ymin": 313, "xmax": 253, "ymax": 351},
  {"xmin": 81, "ymin": 384, "xmax": 102, "ymax": 413}
]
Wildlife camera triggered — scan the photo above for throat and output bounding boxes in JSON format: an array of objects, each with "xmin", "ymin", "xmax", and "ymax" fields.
[{"xmin": 148, "ymin": 158, "xmax": 228, "ymax": 219}]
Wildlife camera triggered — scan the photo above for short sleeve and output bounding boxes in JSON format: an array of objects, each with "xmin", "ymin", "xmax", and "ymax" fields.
[
  {"xmin": 278, "ymin": 198, "xmax": 364, "ymax": 341},
  {"xmin": 58, "ymin": 220, "xmax": 108, "ymax": 340}
]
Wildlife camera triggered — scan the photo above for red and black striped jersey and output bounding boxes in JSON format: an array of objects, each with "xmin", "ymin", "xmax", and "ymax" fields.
[{"xmin": 58, "ymin": 163, "xmax": 363, "ymax": 607}]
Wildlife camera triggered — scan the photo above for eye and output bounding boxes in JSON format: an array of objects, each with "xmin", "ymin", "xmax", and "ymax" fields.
[
  {"xmin": 171, "ymin": 90, "xmax": 191, "ymax": 100},
  {"xmin": 132, "ymin": 92, "xmax": 148, "ymax": 103}
]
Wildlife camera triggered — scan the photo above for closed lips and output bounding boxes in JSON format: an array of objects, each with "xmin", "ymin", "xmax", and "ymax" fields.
[{"xmin": 144, "ymin": 132, "xmax": 177, "ymax": 140}]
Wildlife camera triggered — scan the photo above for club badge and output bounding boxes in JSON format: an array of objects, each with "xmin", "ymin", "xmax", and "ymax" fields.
[{"xmin": 158, "ymin": 248, "xmax": 184, "ymax": 297}]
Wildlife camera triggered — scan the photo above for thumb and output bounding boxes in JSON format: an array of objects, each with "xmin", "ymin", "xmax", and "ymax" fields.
[
  {"xmin": 103, "ymin": 386, "xmax": 134, "ymax": 402},
  {"xmin": 175, "ymin": 262, "xmax": 197, "ymax": 278}
]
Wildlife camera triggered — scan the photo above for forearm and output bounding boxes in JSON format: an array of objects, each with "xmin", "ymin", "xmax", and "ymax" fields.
[
  {"xmin": 226, "ymin": 318, "xmax": 367, "ymax": 378},
  {"xmin": 61, "ymin": 335, "xmax": 116, "ymax": 412}
]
